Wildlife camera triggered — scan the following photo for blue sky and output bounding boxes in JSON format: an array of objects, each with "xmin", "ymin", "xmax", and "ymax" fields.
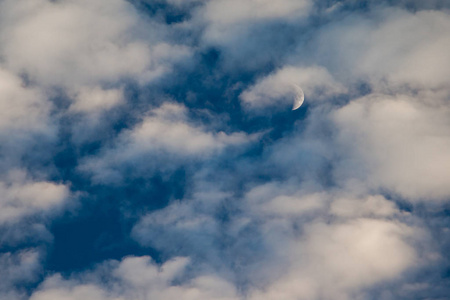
[{"xmin": 1, "ymin": 0, "xmax": 450, "ymax": 299}]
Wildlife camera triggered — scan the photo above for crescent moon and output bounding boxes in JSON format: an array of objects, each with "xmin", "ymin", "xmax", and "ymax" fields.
[{"xmin": 292, "ymin": 85, "xmax": 304, "ymax": 110}]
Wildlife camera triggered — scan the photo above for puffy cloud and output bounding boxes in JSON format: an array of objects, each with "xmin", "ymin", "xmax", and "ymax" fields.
[
  {"xmin": 1, "ymin": 0, "xmax": 144, "ymax": 86},
  {"xmin": 311, "ymin": 8, "xmax": 450, "ymax": 91},
  {"xmin": 0, "ymin": 169, "xmax": 71, "ymax": 298},
  {"xmin": 0, "ymin": 0, "xmax": 190, "ymax": 86},
  {"xmin": 0, "ymin": 0, "xmax": 191, "ymax": 113},
  {"xmin": 248, "ymin": 218, "xmax": 419, "ymax": 300},
  {"xmin": 187, "ymin": 0, "xmax": 315, "ymax": 70},
  {"xmin": 127, "ymin": 103, "xmax": 248, "ymax": 155},
  {"xmin": 201, "ymin": 0, "xmax": 313, "ymax": 26},
  {"xmin": 69, "ymin": 86, "xmax": 125, "ymax": 113},
  {"xmin": 132, "ymin": 195, "xmax": 221, "ymax": 260},
  {"xmin": 0, "ymin": 250, "xmax": 41, "ymax": 300},
  {"xmin": 0, "ymin": 66, "xmax": 71, "ymax": 299},
  {"xmin": 28, "ymin": 235, "xmax": 420, "ymax": 300},
  {"xmin": 332, "ymin": 93, "xmax": 450, "ymax": 201},
  {"xmin": 330, "ymin": 194, "xmax": 399, "ymax": 218},
  {"xmin": 0, "ymin": 69, "xmax": 51, "ymax": 134},
  {"xmin": 202, "ymin": 5, "xmax": 450, "ymax": 296},
  {"xmin": 133, "ymin": 173, "xmax": 426, "ymax": 300},
  {"xmin": 240, "ymin": 66, "xmax": 347, "ymax": 111},
  {"xmin": 237, "ymin": 181, "xmax": 421, "ymax": 299},
  {"xmin": 244, "ymin": 182, "xmax": 327, "ymax": 217},
  {"xmin": 238, "ymin": 6, "xmax": 450, "ymax": 205},
  {"xmin": 80, "ymin": 103, "xmax": 250, "ymax": 183},
  {"xmin": 0, "ymin": 170, "xmax": 70, "ymax": 225},
  {"xmin": 240, "ymin": 7, "xmax": 450, "ymax": 109},
  {"xmin": 1, "ymin": 1, "xmax": 449, "ymax": 299},
  {"xmin": 30, "ymin": 256, "xmax": 239, "ymax": 300}
]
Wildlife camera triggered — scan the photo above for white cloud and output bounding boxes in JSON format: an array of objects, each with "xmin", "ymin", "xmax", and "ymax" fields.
[
  {"xmin": 302, "ymin": 219, "xmax": 417, "ymax": 290},
  {"xmin": 128, "ymin": 103, "xmax": 248, "ymax": 155},
  {"xmin": 330, "ymin": 194, "xmax": 399, "ymax": 218},
  {"xmin": 245, "ymin": 182, "xmax": 327, "ymax": 217},
  {"xmin": 201, "ymin": 0, "xmax": 313, "ymax": 26},
  {"xmin": 132, "ymin": 186, "xmax": 231, "ymax": 262},
  {"xmin": 0, "ymin": 68, "xmax": 51, "ymax": 134},
  {"xmin": 247, "ymin": 7, "xmax": 450, "ymax": 204},
  {"xmin": 240, "ymin": 66, "xmax": 347, "ymax": 110},
  {"xmin": 80, "ymin": 103, "xmax": 250, "ymax": 183},
  {"xmin": 0, "ymin": 250, "xmax": 41, "ymax": 300},
  {"xmin": 0, "ymin": 67, "xmax": 58, "ymax": 176},
  {"xmin": 248, "ymin": 218, "xmax": 419, "ymax": 300},
  {"xmin": 1, "ymin": 0, "xmax": 145, "ymax": 86},
  {"xmin": 0, "ymin": 170, "xmax": 70, "ymax": 225},
  {"xmin": 69, "ymin": 86, "xmax": 124, "ymax": 113},
  {"xmin": 30, "ymin": 256, "xmax": 239, "ymax": 300},
  {"xmin": 0, "ymin": 66, "xmax": 70, "ymax": 299},
  {"xmin": 333, "ymin": 93, "xmax": 450, "ymax": 201},
  {"xmin": 188, "ymin": 0, "xmax": 315, "ymax": 70},
  {"xmin": 131, "ymin": 169, "xmax": 427, "ymax": 300},
  {"xmin": 0, "ymin": 0, "xmax": 191, "ymax": 113},
  {"xmin": 311, "ymin": 8, "xmax": 450, "ymax": 91},
  {"xmin": 0, "ymin": 1, "xmax": 448, "ymax": 299}
]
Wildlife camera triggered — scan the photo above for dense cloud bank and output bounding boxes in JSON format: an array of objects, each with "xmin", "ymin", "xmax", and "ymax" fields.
[{"xmin": 1, "ymin": 0, "xmax": 450, "ymax": 299}]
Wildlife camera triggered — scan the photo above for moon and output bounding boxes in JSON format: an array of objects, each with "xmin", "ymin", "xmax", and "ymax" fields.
[{"xmin": 292, "ymin": 85, "xmax": 304, "ymax": 110}]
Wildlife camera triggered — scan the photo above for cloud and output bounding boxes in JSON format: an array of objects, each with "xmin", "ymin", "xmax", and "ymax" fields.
[
  {"xmin": 310, "ymin": 8, "xmax": 450, "ymax": 90},
  {"xmin": 237, "ymin": 6, "xmax": 450, "ymax": 204},
  {"xmin": 79, "ymin": 103, "xmax": 250, "ymax": 183},
  {"xmin": 0, "ymin": 0, "xmax": 186, "ymax": 86},
  {"xmin": 0, "ymin": 0, "xmax": 191, "ymax": 113},
  {"xmin": 201, "ymin": 0, "xmax": 313, "ymax": 26},
  {"xmin": 68, "ymin": 86, "xmax": 125, "ymax": 113},
  {"xmin": 185, "ymin": 0, "xmax": 315, "ymax": 70},
  {"xmin": 1, "ymin": 1, "xmax": 449, "ymax": 299},
  {"xmin": 238, "ymin": 180, "xmax": 423, "ymax": 299},
  {"xmin": 30, "ymin": 256, "xmax": 239, "ymax": 300},
  {"xmin": 240, "ymin": 66, "xmax": 347, "ymax": 111},
  {"xmin": 0, "ymin": 65, "xmax": 71, "ymax": 300},
  {"xmin": 127, "ymin": 103, "xmax": 247, "ymax": 155},
  {"xmin": 0, "ymin": 67, "xmax": 57, "ymax": 172},
  {"xmin": 0, "ymin": 68, "xmax": 70, "ymax": 230},
  {"xmin": 132, "ymin": 172, "xmax": 427, "ymax": 300},
  {"xmin": 0, "ymin": 170, "xmax": 70, "ymax": 225},
  {"xmin": 330, "ymin": 194, "xmax": 399, "ymax": 218},
  {"xmin": 0, "ymin": 69, "xmax": 51, "ymax": 134},
  {"xmin": 244, "ymin": 182, "xmax": 327, "ymax": 217},
  {"xmin": 0, "ymin": 170, "xmax": 71, "ymax": 297},
  {"xmin": 27, "ymin": 234, "xmax": 421, "ymax": 300},
  {"xmin": 240, "ymin": 5, "xmax": 450, "ymax": 98},
  {"xmin": 127, "ymin": 3, "xmax": 450, "ymax": 298},
  {"xmin": 0, "ymin": 250, "xmax": 41, "ymax": 300},
  {"xmin": 132, "ymin": 195, "xmax": 221, "ymax": 260},
  {"xmin": 248, "ymin": 218, "xmax": 419, "ymax": 300},
  {"xmin": 332, "ymin": 93, "xmax": 450, "ymax": 201}
]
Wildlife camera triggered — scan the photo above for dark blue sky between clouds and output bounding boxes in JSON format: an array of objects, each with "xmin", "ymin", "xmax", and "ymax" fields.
[{"xmin": 1, "ymin": 0, "xmax": 450, "ymax": 299}]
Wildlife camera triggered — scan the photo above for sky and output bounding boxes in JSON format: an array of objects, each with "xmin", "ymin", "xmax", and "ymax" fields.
[{"xmin": 1, "ymin": 0, "xmax": 450, "ymax": 299}]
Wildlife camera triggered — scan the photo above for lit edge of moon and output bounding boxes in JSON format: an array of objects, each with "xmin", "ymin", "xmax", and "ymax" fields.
[{"xmin": 292, "ymin": 84, "xmax": 305, "ymax": 110}]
